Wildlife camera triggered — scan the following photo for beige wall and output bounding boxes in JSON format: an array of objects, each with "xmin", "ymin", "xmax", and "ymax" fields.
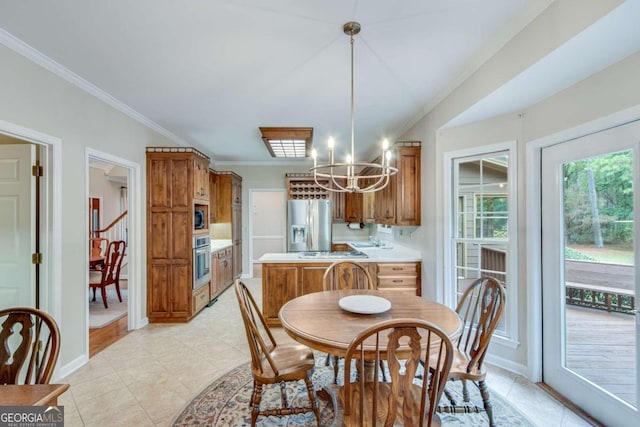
[
  {"xmin": 401, "ymin": 0, "xmax": 637, "ymax": 372},
  {"xmin": 0, "ymin": 44, "xmax": 177, "ymax": 370}
]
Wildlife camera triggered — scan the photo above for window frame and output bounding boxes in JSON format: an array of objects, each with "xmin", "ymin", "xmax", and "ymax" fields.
[{"xmin": 444, "ymin": 141, "xmax": 519, "ymax": 348}]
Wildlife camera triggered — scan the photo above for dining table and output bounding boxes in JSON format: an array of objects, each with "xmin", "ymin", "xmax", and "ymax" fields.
[
  {"xmin": 0, "ymin": 384, "xmax": 70, "ymax": 406},
  {"xmin": 279, "ymin": 289, "xmax": 463, "ymax": 425},
  {"xmin": 279, "ymin": 289, "xmax": 463, "ymax": 358},
  {"xmin": 89, "ymin": 255, "xmax": 105, "ymax": 270}
]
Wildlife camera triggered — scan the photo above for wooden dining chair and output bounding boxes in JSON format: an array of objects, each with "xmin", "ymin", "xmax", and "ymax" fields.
[
  {"xmin": 89, "ymin": 240, "xmax": 126, "ymax": 309},
  {"xmin": 234, "ymin": 280, "xmax": 320, "ymax": 427},
  {"xmin": 89, "ymin": 237, "xmax": 109, "ymax": 270},
  {"xmin": 437, "ymin": 276, "xmax": 506, "ymax": 427},
  {"xmin": 336, "ymin": 318, "xmax": 454, "ymax": 427},
  {"xmin": 0, "ymin": 307, "xmax": 61, "ymax": 385},
  {"xmin": 322, "ymin": 260, "xmax": 375, "ymax": 384}
]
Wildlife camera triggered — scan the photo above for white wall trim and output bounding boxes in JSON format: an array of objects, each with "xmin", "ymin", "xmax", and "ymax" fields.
[
  {"xmin": 55, "ymin": 354, "xmax": 88, "ymax": 382},
  {"xmin": 443, "ymin": 140, "xmax": 519, "ymax": 343},
  {"xmin": 86, "ymin": 148, "xmax": 146, "ymax": 350},
  {"xmin": 0, "ymin": 119, "xmax": 63, "ymax": 378},
  {"xmin": 525, "ymin": 104, "xmax": 640, "ymax": 383},
  {"xmin": 0, "ymin": 28, "xmax": 189, "ymax": 149},
  {"xmin": 485, "ymin": 353, "xmax": 529, "ymax": 378}
]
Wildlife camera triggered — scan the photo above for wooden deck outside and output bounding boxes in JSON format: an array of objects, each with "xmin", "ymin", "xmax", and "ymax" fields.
[{"xmin": 565, "ymin": 305, "xmax": 637, "ymax": 406}]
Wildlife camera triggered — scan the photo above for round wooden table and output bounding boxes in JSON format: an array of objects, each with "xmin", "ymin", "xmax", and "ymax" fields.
[{"xmin": 279, "ymin": 289, "xmax": 463, "ymax": 357}]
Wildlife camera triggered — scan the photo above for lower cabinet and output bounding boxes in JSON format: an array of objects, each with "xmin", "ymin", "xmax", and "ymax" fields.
[
  {"xmin": 193, "ymin": 285, "xmax": 210, "ymax": 314},
  {"xmin": 262, "ymin": 261, "xmax": 420, "ymax": 326},
  {"xmin": 211, "ymin": 246, "xmax": 234, "ymax": 300}
]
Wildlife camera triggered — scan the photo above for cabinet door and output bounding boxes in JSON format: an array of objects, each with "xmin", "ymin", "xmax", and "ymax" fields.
[
  {"xmin": 210, "ymin": 252, "xmax": 219, "ymax": 298},
  {"xmin": 231, "ymin": 176, "xmax": 242, "ymax": 204},
  {"xmin": 331, "ymin": 179, "xmax": 346, "ymax": 221},
  {"xmin": 345, "ymin": 192, "xmax": 363, "ymax": 223},
  {"xmin": 209, "ymin": 171, "xmax": 217, "ymax": 223},
  {"xmin": 300, "ymin": 264, "xmax": 329, "ymax": 294},
  {"xmin": 362, "ymin": 192, "xmax": 375, "ymax": 223},
  {"xmin": 395, "ymin": 147, "xmax": 421, "ymax": 225},
  {"xmin": 262, "ymin": 265, "xmax": 299, "ymax": 325},
  {"xmin": 215, "ymin": 175, "xmax": 232, "ymax": 222},
  {"xmin": 148, "ymin": 264, "xmax": 170, "ymax": 318},
  {"xmin": 216, "ymin": 253, "xmax": 226, "ymax": 293},
  {"xmin": 193, "ymin": 157, "xmax": 209, "ymax": 201},
  {"xmin": 232, "ymin": 205, "xmax": 242, "ymax": 241},
  {"xmin": 232, "ymin": 240, "xmax": 242, "ymax": 278},
  {"xmin": 224, "ymin": 248, "xmax": 233, "ymax": 286}
]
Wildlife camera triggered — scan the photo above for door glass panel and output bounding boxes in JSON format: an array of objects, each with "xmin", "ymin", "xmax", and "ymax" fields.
[{"xmin": 563, "ymin": 150, "xmax": 636, "ymax": 407}]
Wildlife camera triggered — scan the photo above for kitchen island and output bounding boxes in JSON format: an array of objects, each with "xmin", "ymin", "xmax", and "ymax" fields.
[{"xmin": 256, "ymin": 242, "xmax": 422, "ymax": 325}]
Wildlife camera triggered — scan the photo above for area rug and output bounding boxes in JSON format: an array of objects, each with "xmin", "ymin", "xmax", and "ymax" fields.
[
  {"xmin": 173, "ymin": 355, "xmax": 534, "ymax": 426},
  {"xmin": 89, "ymin": 287, "xmax": 127, "ymax": 329}
]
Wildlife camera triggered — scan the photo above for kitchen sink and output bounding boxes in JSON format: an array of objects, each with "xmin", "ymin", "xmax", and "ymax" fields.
[
  {"xmin": 298, "ymin": 251, "xmax": 369, "ymax": 259},
  {"xmin": 349, "ymin": 242, "xmax": 377, "ymax": 248}
]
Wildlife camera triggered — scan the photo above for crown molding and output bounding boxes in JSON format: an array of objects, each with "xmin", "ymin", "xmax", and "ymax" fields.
[{"xmin": 0, "ymin": 28, "xmax": 189, "ymax": 147}]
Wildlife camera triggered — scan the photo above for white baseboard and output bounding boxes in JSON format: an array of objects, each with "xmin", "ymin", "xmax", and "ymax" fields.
[
  {"xmin": 135, "ymin": 316, "xmax": 149, "ymax": 329},
  {"xmin": 55, "ymin": 354, "xmax": 88, "ymax": 381},
  {"xmin": 484, "ymin": 353, "xmax": 529, "ymax": 378}
]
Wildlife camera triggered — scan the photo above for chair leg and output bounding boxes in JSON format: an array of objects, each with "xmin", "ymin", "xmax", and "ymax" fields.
[
  {"xmin": 333, "ymin": 355, "xmax": 339, "ymax": 384},
  {"xmin": 461, "ymin": 378, "xmax": 470, "ymax": 401},
  {"xmin": 115, "ymin": 281, "xmax": 123, "ymax": 302},
  {"xmin": 279, "ymin": 381, "xmax": 289, "ymax": 408},
  {"xmin": 91, "ymin": 287, "xmax": 97, "ymax": 302},
  {"xmin": 303, "ymin": 376, "xmax": 321, "ymax": 426},
  {"xmin": 478, "ymin": 380, "xmax": 495, "ymax": 427},
  {"xmin": 251, "ymin": 381, "xmax": 263, "ymax": 427},
  {"xmin": 101, "ymin": 286, "xmax": 109, "ymax": 309}
]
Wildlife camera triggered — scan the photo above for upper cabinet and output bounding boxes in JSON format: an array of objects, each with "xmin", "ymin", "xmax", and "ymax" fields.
[
  {"xmin": 372, "ymin": 141, "xmax": 421, "ymax": 226},
  {"xmin": 193, "ymin": 155, "xmax": 210, "ymax": 202}
]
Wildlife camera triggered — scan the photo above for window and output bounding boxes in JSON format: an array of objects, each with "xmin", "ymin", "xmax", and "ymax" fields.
[{"xmin": 447, "ymin": 147, "xmax": 517, "ymax": 344}]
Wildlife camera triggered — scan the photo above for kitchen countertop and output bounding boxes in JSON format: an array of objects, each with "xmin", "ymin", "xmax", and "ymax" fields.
[
  {"xmin": 256, "ymin": 242, "xmax": 421, "ymax": 263},
  {"xmin": 211, "ymin": 239, "xmax": 232, "ymax": 252}
]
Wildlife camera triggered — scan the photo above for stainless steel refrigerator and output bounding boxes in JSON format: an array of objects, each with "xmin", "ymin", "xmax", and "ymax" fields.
[{"xmin": 287, "ymin": 199, "xmax": 332, "ymax": 252}]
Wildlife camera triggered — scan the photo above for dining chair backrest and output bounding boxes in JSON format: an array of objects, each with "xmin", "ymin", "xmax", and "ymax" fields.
[
  {"xmin": 234, "ymin": 280, "xmax": 279, "ymax": 377},
  {"xmin": 101, "ymin": 240, "xmax": 126, "ymax": 285},
  {"xmin": 341, "ymin": 318, "xmax": 454, "ymax": 427},
  {"xmin": 0, "ymin": 307, "xmax": 61, "ymax": 385},
  {"xmin": 455, "ymin": 277, "xmax": 506, "ymax": 372},
  {"xmin": 322, "ymin": 260, "xmax": 373, "ymax": 291},
  {"xmin": 89, "ymin": 237, "xmax": 109, "ymax": 259}
]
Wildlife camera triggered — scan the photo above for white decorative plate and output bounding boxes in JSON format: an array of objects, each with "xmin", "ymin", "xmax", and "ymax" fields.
[{"xmin": 338, "ymin": 295, "xmax": 391, "ymax": 314}]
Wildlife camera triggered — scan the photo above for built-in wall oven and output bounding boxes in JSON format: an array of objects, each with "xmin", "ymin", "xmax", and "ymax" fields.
[{"xmin": 193, "ymin": 235, "xmax": 211, "ymax": 290}]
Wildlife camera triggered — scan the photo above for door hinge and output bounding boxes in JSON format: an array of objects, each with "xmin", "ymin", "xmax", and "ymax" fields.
[
  {"xmin": 32, "ymin": 253, "xmax": 43, "ymax": 264},
  {"xmin": 32, "ymin": 164, "xmax": 44, "ymax": 177}
]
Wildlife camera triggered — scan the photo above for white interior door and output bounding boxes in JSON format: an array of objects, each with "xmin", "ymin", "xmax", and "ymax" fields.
[
  {"xmin": 542, "ymin": 120, "xmax": 640, "ymax": 426},
  {"xmin": 0, "ymin": 143, "xmax": 35, "ymax": 309},
  {"xmin": 250, "ymin": 190, "xmax": 285, "ymax": 277}
]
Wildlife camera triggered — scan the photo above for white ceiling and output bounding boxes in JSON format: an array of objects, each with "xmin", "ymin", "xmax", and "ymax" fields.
[{"xmin": 0, "ymin": 0, "xmax": 556, "ymax": 163}]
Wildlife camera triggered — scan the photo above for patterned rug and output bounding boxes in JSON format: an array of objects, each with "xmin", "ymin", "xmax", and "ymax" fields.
[{"xmin": 173, "ymin": 355, "xmax": 534, "ymax": 426}]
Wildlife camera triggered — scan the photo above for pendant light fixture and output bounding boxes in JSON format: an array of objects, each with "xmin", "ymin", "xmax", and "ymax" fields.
[{"xmin": 311, "ymin": 21, "xmax": 398, "ymax": 193}]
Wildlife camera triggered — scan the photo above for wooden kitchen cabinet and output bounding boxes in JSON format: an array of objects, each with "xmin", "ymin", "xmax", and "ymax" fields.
[
  {"xmin": 193, "ymin": 155, "xmax": 209, "ymax": 202},
  {"xmin": 208, "ymin": 171, "xmax": 217, "ymax": 223},
  {"xmin": 212, "ymin": 171, "xmax": 243, "ymax": 279},
  {"xmin": 371, "ymin": 262, "xmax": 421, "ymax": 296},
  {"xmin": 373, "ymin": 142, "xmax": 421, "ymax": 226},
  {"xmin": 211, "ymin": 246, "xmax": 233, "ymax": 300},
  {"xmin": 344, "ymin": 191, "xmax": 364, "ymax": 223},
  {"xmin": 146, "ymin": 147, "xmax": 211, "ymax": 322},
  {"xmin": 261, "ymin": 260, "xmax": 420, "ymax": 325}
]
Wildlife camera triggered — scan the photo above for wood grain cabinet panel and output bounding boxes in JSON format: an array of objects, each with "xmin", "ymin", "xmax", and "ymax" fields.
[
  {"xmin": 262, "ymin": 264, "xmax": 300, "ymax": 324},
  {"xmin": 212, "ymin": 171, "xmax": 243, "ymax": 280},
  {"xmin": 262, "ymin": 261, "xmax": 420, "ymax": 326},
  {"xmin": 146, "ymin": 148, "xmax": 210, "ymax": 322}
]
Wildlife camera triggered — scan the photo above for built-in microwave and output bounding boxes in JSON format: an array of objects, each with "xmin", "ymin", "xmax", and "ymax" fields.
[{"xmin": 194, "ymin": 209, "xmax": 206, "ymax": 229}]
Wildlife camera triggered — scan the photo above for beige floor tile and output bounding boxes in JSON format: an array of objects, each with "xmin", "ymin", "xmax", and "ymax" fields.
[{"xmin": 68, "ymin": 277, "xmax": 594, "ymax": 427}]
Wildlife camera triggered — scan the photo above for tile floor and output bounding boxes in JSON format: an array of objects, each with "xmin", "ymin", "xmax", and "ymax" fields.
[{"xmin": 59, "ymin": 278, "xmax": 595, "ymax": 426}]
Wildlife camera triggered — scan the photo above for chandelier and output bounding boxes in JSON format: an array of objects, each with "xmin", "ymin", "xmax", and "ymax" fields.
[{"xmin": 310, "ymin": 21, "xmax": 398, "ymax": 193}]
